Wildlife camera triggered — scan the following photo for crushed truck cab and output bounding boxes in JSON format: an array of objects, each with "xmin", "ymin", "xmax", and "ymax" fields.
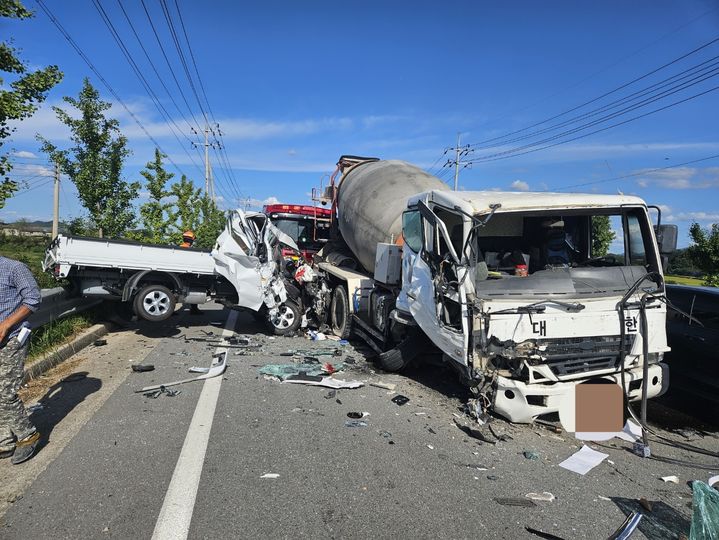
[{"xmin": 401, "ymin": 189, "xmax": 674, "ymax": 422}]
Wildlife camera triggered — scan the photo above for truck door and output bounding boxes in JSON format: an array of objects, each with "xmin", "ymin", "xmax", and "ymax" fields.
[{"xmin": 404, "ymin": 201, "xmax": 470, "ymax": 367}]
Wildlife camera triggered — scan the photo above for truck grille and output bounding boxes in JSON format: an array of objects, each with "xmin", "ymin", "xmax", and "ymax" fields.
[{"xmin": 536, "ymin": 335, "xmax": 635, "ymax": 377}]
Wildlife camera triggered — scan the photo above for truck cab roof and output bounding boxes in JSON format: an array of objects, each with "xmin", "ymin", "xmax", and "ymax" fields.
[{"xmin": 408, "ymin": 190, "xmax": 648, "ymax": 215}]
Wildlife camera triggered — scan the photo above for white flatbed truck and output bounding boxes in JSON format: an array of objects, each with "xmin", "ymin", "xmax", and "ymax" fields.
[{"xmin": 42, "ymin": 211, "xmax": 304, "ymax": 333}]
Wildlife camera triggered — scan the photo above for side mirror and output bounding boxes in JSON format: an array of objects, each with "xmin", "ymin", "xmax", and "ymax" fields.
[{"xmin": 656, "ymin": 224, "xmax": 678, "ymax": 254}]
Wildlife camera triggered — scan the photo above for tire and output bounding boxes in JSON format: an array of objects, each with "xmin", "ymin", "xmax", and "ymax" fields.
[
  {"xmin": 133, "ymin": 284, "xmax": 177, "ymax": 322},
  {"xmin": 267, "ymin": 301, "xmax": 302, "ymax": 335},
  {"xmin": 378, "ymin": 330, "xmax": 428, "ymax": 372},
  {"xmin": 330, "ymin": 284, "xmax": 352, "ymax": 339}
]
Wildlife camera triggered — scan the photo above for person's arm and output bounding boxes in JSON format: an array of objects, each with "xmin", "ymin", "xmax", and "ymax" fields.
[
  {"xmin": 0, "ymin": 264, "xmax": 41, "ymax": 344},
  {"xmin": 0, "ymin": 305, "xmax": 33, "ymax": 344}
]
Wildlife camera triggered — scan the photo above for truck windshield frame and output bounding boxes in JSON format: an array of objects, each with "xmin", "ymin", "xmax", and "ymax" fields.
[{"xmin": 470, "ymin": 205, "xmax": 661, "ymax": 299}]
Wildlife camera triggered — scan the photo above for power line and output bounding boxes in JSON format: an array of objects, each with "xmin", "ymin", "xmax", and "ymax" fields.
[
  {"xmin": 35, "ymin": 0, "xmax": 189, "ymax": 178},
  {"xmin": 139, "ymin": 0, "xmax": 203, "ymax": 133},
  {"xmin": 552, "ymin": 153, "xmax": 719, "ymax": 191},
  {"xmin": 465, "ymin": 83, "xmax": 719, "ymax": 165},
  {"xmin": 91, "ymin": 0, "xmax": 204, "ymax": 179},
  {"xmin": 115, "ymin": 0, "xmax": 202, "ymax": 141},
  {"xmin": 467, "ymin": 35, "xmax": 719, "ymax": 150},
  {"xmin": 470, "ymin": 56, "xmax": 719, "ymax": 153}
]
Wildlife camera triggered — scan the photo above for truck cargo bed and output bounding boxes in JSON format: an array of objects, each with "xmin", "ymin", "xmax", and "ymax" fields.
[{"xmin": 44, "ymin": 235, "xmax": 216, "ymax": 277}]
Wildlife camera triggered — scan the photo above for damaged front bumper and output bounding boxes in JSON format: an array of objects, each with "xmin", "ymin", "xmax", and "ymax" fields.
[{"xmin": 492, "ymin": 362, "xmax": 669, "ymax": 423}]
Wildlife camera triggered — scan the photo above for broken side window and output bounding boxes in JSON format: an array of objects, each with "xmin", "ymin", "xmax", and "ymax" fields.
[{"xmin": 402, "ymin": 210, "xmax": 423, "ymax": 253}]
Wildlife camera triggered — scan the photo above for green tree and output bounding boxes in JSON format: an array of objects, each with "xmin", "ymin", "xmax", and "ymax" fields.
[
  {"xmin": 0, "ymin": 0, "xmax": 63, "ymax": 209},
  {"xmin": 167, "ymin": 174, "xmax": 201, "ymax": 243},
  {"xmin": 195, "ymin": 195, "xmax": 227, "ymax": 249},
  {"xmin": 166, "ymin": 175, "xmax": 226, "ymax": 248},
  {"xmin": 688, "ymin": 222, "xmax": 719, "ymax": 287},
  {"xmin": 591, "ymin": 216, "xmax": 616, "ymax": 257},
  {"xmin": 38, "ymin": 78, "xmax": 139, "ymax": 238},
  {"xmin": 132, "ymin": 148, "xmax": 174, "ymax": 244}
]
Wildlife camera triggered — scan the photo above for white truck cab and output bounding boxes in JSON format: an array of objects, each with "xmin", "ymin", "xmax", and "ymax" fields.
[{"xmin": 398, "ymin": 190, "xmax": 676, "ymax": 422}]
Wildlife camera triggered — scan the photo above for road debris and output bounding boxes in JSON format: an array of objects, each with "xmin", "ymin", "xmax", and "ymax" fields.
[
  {"xmin": 347, "ymin": 412, "xmax": 370, "ymax": 419},
  {"xmin": 258, "ymin": 362, "xmax": 344, "ymax": 380},
  {"xmin": 708, "ymin": 475, "xmax": 719, "ymax": 488},
  {"xmin": 370, "ymin": 381, "xmax": 397, "ymax": 391},
  {"xmin": 189, "ymin": 367, "xmax": 210, "ymax": 374},
  {"xmin": 345, "ymin": 420, "xmax": 368, "ymax": 428},
  {"xmin": 143, "ymin": 386, "xmax": 181, "ymax": 399},
  {"xmin": 93, "ymin": 339, "xmax": 107, "ymax": 346},
  {"xmin": 523, "ymin": 450, "xmax": 540, "ymax": 460},
  {"xmin": 558, "ymin": 445, "xmax": 608, "ymax": 475},
  {"xmin": 284, "ymin": 377, "xmax": 363, "ymax": 389},
  {"xmin": 260, "ymin": 473, "xmax": 280, "ymax": 479},
  {"xmin": 690, "ymin": 481, "xmax": 719, "ymax": 538},
  {"xmin": 525, "ymin": 492, "xmax": 555, "ymax": 502},
  {"xmin": 607, "ymin": 512, "xmax": 642, "ymax": 540},
  {"xmin": 494, "ymin": 497, "xmax": 536, "ymax": 508},
  {"xmin": 525, "ymin": 526, "xmax": 565, "ymax": 540},
  {"xmin": 661, "ymin": 475, "xmax": 680, "ymax": 484},
  {"xmin": 391, "ymin": 394, "xmax": 410, "ymax": 406},
  {"xmin": 132, "ymin": 364, "xmax": 155, "ymax": 373},
  {"xmin": 26, "ymin": 403, "xmax": 44, "ymax": 412},
  {"xmin": 454, "ymin": 419, "xmax": 495, "ymax": 444},
  {"xmin": 137, "ymin": 353, "xmax": 227, "ymax": 393},
  {"xmin": 639, "ymin": 497, "xmax": 653, "ymax": 512}
]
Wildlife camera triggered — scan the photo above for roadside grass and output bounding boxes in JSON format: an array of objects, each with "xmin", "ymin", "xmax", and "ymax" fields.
[
  {"xmin": 665, "ymin": 274, "xmax": 707, "ymax": 286},
  {"xmin": 27, "ymin": 310, "xmax": 99, "ymax": 364},
  {"xmin": 0, "ymin": 236, "xmax": 57, "ymax": 289}
]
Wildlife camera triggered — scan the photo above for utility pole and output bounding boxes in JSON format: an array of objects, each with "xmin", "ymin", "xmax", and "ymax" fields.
[
  {"xmin": 192, "ymin": 122, "xmax": 218, "ymax": 202},
  {"xmin": 446, "ymin": 132, "xmax": 473, "ymax": 191},
  {"xmin": 52, "ymin": 161, "xmax": 60, "ymax": 238}
]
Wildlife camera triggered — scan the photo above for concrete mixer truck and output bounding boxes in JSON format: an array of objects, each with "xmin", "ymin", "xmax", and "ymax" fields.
[{"xmin": 298, "ymin": 155, "xmax": 678, "ymax": 423}]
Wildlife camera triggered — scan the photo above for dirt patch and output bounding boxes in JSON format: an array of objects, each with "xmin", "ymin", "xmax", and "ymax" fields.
[{"xmin": 20, "ymin": 354, "xmax": 88, "ymax": 404}]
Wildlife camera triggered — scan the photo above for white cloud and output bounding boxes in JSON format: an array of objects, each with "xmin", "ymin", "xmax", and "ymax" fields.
[
  {"xmin": 510, "ymin": 180, "xmax": 530, "ymax": 191},
  {"xmin": 634, "ymin": 167, "xmax": 719, "ymax": 189},
  {"xmin": 666, "ymin": 211, "xmax": 719, "ymax": 223},
  {"xmin": 12, "ymin": 150, "xmax": 38, "ymax": 159}
]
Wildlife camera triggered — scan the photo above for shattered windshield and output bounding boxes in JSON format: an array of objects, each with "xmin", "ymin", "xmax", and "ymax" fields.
[{"xmin": 473, "ymin": 207, "xmax": 659, "ymax": 298}]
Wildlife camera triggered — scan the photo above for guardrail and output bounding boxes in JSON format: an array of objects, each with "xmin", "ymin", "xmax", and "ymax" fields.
[{"xmin": 28, "ymin": 288, "xmax": 102, "ymax": 328}]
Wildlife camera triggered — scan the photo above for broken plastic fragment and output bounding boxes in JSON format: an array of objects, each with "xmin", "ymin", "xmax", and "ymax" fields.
[
  {"xmin": 345, "ymin": 420, "xmax": 367, "ymax": 428},
  {"xmin": 708, "ymin": 475, "xmax": 719, "ymax": 488},
  {"xmin": 523, "ymin": 450, "xmax": 540, "ymax": 460},
  {"xmin": 131, "ymin": 364, "xmax": 155, "ymax": 372},
  {"xmin": 661, "ymin": 475, "xmax": 680, "ymax": 484},
  {"xmin": 391, "ymin": 395, "xmax": 410, "ymax": 406},
  {"xmin": 525, "ymin": 492, "xmax": 555, "ymax": 502},
  {"xmin": 370, "ymin": 381, "xmax": 397, "ymax": 391},
  {"xmin": 347, "ymin": 412, "xmax": 370, "ymax": 419},
  {"xmin": 260, "ymin": 473, "xmax": 280, "ymax": 479}
]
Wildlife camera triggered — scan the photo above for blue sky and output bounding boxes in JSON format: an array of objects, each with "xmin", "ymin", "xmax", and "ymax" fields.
[{"xmin": 2, "ymin": 0, "xmax": 719, "ymax": 247}]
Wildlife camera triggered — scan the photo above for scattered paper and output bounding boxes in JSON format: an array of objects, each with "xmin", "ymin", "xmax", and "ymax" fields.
[
  {"xmin": 283, "ymin": 377, "xmax": 363, "ymax": 389},
  {"xmin": 661, "ymin": 475, "xmax": 680, "ymax": 484},
  {"xmin": 576, "ymin": 419, "xmax": 642, "ymax": 442},
  {"xmin": 558, "ymin": 445, "xmax": 609, "ymax": 475},
  {"xmin": 260, "ymin": 473, "xmax": 280, "ymax": 479},
  {"xmin": 708, "ymin": 475, "xmax": 719, "ymax": 487}
]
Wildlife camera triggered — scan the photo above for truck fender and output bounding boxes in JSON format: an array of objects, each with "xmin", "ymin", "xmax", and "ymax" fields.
[{"xmin": 122, "ymin": 270, "xmax": 184, "ymax": 302}]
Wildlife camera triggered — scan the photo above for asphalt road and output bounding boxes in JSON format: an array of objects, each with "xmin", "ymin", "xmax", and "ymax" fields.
[{"xmin": 1, "ymin": 304, "xmax": 717, "ymax": 539}]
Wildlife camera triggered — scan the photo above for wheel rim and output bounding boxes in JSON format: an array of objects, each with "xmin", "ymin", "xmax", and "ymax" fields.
[
  {"xmin": 271, "ymin": 305, "xmax": 295, "ymax": 329},
  {"xmin": 332, "ymin": 294, "xmax": 346, "ymax": 331},
  {"xmin": 143, "ymin": 290, "xmax": 171, "ymax": 315}
]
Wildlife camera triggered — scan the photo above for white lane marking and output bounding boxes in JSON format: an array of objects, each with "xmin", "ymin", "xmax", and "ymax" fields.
[{"xmin": 151, "ymin": 310, "xmax": 238, "ymax": 540}]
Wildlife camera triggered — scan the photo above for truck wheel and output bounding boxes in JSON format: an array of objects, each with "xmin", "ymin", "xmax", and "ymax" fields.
[
  {"xmin": 330, "ymin": 285, "xmax": 352, "ymax": 339},
  {"xmin": 133, "ymin": 284, "xmax": 176, "ymax": 322},
  {"xmin": 268, "ymin": 301, "xmax": 302, "ymax": 335},
  {"xmin": 378, "ymin": 330, "xmax": 428, "ymax": 372}
]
